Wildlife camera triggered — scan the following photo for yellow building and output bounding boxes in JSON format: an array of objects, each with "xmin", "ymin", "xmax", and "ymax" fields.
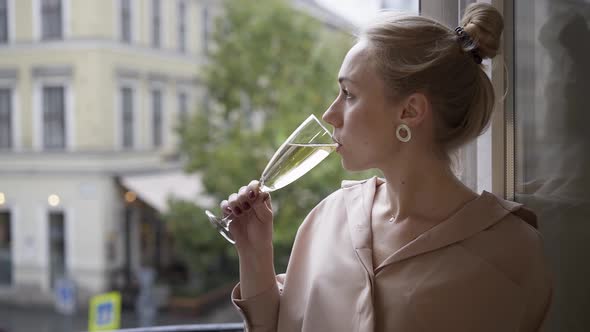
[{"xmin": 0, "ymin": 0, "xmax": 215, "ymax": 305}]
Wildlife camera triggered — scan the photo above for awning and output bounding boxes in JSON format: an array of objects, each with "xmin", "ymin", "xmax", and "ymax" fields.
[{"xmin": 119, "ymin": 171, "xmax": 215, "ymax": 213}]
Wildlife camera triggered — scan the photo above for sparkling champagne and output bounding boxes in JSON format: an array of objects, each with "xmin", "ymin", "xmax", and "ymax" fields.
[
  {"xmin": 260, "ymin": 143, "xmax": 337, "ymax": 192},
  {"xmin": 206, "ymin": 114, "xmax": 335, "ymax": 244}
]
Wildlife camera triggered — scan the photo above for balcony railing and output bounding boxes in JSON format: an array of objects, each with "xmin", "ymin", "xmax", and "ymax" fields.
[{"xmin": 108, "ymin": 323, "xmax": 244, "ymax": 332}]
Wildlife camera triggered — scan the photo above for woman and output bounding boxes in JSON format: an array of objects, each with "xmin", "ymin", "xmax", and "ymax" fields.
[{"xmin": 221, "ymin": 3, "xmax": 552, "ymax": 331}]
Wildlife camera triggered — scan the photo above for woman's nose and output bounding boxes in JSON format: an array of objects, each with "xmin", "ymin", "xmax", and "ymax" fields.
[{"xmin": 322, "ymin": 100, "xmax": 341, "ymax": 127}]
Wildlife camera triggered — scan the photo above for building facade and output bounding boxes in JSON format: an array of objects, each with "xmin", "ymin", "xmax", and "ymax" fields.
[{"xmin": 0, "ymin": 0, "xmax": 215, "ymax": 305}]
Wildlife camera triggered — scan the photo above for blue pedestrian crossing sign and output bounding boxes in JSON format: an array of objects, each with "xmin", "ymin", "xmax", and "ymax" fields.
[{"xmin": 88, "ymin": 291, "xmax": 121, "ymax": 331}]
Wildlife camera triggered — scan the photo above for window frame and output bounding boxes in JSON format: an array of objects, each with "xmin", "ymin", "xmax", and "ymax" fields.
[
  {"xmin": 115, "ymin": 79, "xmax": 140, "ymax": 150},
  {"xmin": 115, "ymin": 0, "xmax": 138, "ymax": 44},
  {"xmin": 121, "ymin": 86, "xmax": 134, "ymax": 149},
  {"xmin": 177, "ymin": 0, "xmax": 187, "ymax": 53},
  {"xmin": 201, "ymin": 4, "xmax": 210, "ymax": 55},
  {"xmin": 0, "ymin": 0, "xmax": 6, "ymax": 43},
  {"xmin": 0, "ymin": 79, "xmax": 19, "ymax": 151},
  {"xmin": 41, "ymin": 86, "xmax": 67, "ymax": 149},
  {"xmin": 176, "ymin": 86, "xmax": 191, "ymax": 128},
  {"xmin": 32, "ymin": 77, "xmax": 74, "ymax": 151},
  {"xmin": 0, "ymin": 0, "xmax": 15, "ymax": 44},
  {"xmin": 149, "ymin": 83, "xmax": 165, "ymax": 149},
  {"xmin": 481, "ymin": 0, "xmax": 514, "ymax": 200},
  {"xmin": 33, "ymin": 0, "xmax": 70, "ymax": 41},
  {"xmin": 150, "ymin": 0, "xmax": 162, "ymax": 48},
  {"xmin": 500, "ymin": 0, "xmax": 515, "ymax": 200},
  {"xmin": 0, "ymin": 87, "xmax": 13, "ymax": 149}
]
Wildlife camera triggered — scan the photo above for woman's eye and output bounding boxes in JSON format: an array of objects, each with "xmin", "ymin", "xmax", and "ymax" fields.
[{"xmin": 342, "ymin": 88, "xmax": 353, "ymax": 99}]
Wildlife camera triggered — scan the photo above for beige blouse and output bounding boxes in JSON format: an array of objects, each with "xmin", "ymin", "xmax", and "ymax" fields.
[{"xmin": 232, "ymin": 177, "xmax": 553, "ymax": 332}]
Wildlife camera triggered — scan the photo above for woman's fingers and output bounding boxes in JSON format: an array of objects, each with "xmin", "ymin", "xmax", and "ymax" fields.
[
  {"xmin": 247, "ymin": 180, "xmax": 261, "ymax": 201},
  {"xmin": 237, "ymin": 186, "xmax": 251, "ymax": 212},
  {"xmin": 228, "ymin": 193, "xmax": 243, "ymax": 216},
  {"xmin": 220, "ymin": 199, "xmax": 231, "ymax": 217},
  {"xmin": 221, "ymin": 181, "xmax": 270, "ymax": 219},
  {"xmin": 252, "ymin": 192, "xmax": 272, "ymax": 223}
]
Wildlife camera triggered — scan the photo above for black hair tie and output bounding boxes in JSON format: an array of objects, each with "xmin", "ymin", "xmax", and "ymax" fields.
[{"xmin": 454, "ymin": 26, "xmax": 483, "ymax": 64}]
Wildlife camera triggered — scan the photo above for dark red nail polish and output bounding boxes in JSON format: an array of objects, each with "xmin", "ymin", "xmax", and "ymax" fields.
[
  {"xmin": 234, "ymin": 207, "xmax": 242, "ymax": 215},
  {"xmin": 248, "ymin": 191, "xmax": 256, "ymax": 200},
  {"xmin": 243, "ymin": 202, "xmax": 251, "ymax": 210}
]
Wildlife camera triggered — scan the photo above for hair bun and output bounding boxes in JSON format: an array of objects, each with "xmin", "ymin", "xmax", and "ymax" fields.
[{"xmin": 460, "ymin": 3, "xmax": 504, "ymax": 59}]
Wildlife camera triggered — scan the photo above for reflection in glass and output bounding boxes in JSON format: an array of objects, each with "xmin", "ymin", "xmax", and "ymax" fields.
[{"xmin": 514, "ymin": 1, "xmax": 590, "ymax": 330}]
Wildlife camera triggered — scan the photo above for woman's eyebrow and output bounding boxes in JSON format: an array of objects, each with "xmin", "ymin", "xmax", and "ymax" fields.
[{"xmin": 338, "ymin": 76, "xmax": 356, "ymax": 85}]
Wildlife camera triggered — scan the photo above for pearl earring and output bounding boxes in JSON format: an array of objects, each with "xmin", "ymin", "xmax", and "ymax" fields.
[{"xmin": 396, "ymin": 124, "xmax": 411, "ymax": 143}]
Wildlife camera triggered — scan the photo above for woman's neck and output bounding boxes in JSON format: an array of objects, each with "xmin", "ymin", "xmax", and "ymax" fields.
[{"xmin": 380, "ymin": 156, "xmax": 477, "ymax": 224}]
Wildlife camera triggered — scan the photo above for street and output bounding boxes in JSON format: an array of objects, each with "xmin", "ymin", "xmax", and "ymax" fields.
[{"xmin": 0, "ymin": 301, "xmax": 241, "ymax": 332}]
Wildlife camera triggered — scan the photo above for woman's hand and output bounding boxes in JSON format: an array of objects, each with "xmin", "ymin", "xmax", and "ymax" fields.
[
  {"xmin": 223, "ymin": 181, "xmax": 277, "ymax": 300},
  {"xmin": 220, "ymin": 180, "xmax": 274, "ymax": 255}
]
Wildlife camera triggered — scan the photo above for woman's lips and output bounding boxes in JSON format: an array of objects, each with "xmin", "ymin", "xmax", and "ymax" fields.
[{"xmin": 332, "ymin": 137, "xmax": 343, "ymax": 152}]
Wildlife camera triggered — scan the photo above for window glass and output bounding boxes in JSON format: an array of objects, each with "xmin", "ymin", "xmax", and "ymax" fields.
[
  {"xmin": 121, "ymin": 0, "xmax": 132, "ymax": 43},
  {"xmin": 178, "ymin": 92, "xmax": 187, "ymax": 125},
  {"xmin": 202, "ymin": 5, "xmax": 209, "ymax": 54},
  {"xmin": 178, "ymin": 1, "xmax": 187, "ymax": 52},
  {"xmin": 514, "ymin": 1, "xmax": 590, "ymax": 330},
  {"xmin": 121, "ymin": 87, "xmax": 134, "ymax": 148},
  {"xmin": 152, "ymin": 0, "xmax": 161, "ymax": 47},
  {"xmin": 0, "ymin": 88, "xmax": 11, "ymax": 149},
  {"xmin": 41, "ymin": 0, "xmax": 63, "ymax": 40},
  {"xmin": 152, "ymin": 89, "xmax": 162, "ymax": 147},
  {"xmin": 43, "ymin": 86, "xmax": 66, "ymax": 149},
  {"xmin": 0, "ymin": 0, "xmax": 8, "ymax": 43}
]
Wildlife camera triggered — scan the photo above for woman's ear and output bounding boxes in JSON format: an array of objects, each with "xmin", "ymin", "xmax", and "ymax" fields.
[{"xmin": 399, "ymin": 93, "xmax": 430, "ymax": 127}]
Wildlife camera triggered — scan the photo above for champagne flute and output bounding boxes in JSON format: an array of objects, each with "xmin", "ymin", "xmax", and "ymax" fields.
[{"xmin": 205, "ymin": 114, "xmax": 338, "ymax": 244}]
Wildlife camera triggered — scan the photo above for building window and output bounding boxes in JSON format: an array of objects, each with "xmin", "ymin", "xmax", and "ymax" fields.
[
  {"xmin": 43, "ymin": 86, "xmax": 66, "ymax": 149},
  {"xmin": 152, "ymin": 89, "xmax": 163, "ymax": 147},
  {"xmin": 49, "ymin": 211, "xmax": 65, "ymax": 288},
  {"xmin": 178, "ymin": 0, "xmax": 187, "ymax": 52},
  {"xmin": 202, "ymin": 5, "xmax": 209, "ymax": 54},
  {"xmin": 120, "ymin": 0, "xmax": 132, "ymax": 43},
  {"xmin": 151, "ymin": 0, "xmax": 161, "ymax": 48},
  {"xmin": 41, "ymin": 0, "xmax": 63, "ymax": 40},
  {"xmin": 121, "ymin": 87, "xmax": 134, "ymax": 148},
  {"xmin": 0, "ymin": 0, "xmax": 8, "ymax": 43},
  {"xmin": 178, "ymin": 92, "xmax": 188, "ymax": 126},
  {"xmin": 0, "ymin": 88, "xmax": 11, "ymax": 149},
  {"xmin": 0, "ymin": 211, "xmax": 11, "ymax": 285}
]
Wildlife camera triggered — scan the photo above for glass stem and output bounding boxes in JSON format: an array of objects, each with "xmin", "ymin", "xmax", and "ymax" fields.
[{"xmin": 220, "ymin": 215, "xmax": 232, "ymax": 228}]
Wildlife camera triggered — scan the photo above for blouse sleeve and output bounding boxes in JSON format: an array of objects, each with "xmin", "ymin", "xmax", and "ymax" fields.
[{"xmin": 231, "ymin": 274, "xmax": 285, "ymax": 332}]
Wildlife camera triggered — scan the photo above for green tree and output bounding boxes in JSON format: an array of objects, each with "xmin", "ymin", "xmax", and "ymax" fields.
[{"xmin": 166, "ymin": 0, "xmax": 375, "ymax": 294}]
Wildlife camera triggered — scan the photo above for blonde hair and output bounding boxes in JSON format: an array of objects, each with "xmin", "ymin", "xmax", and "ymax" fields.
[{"xmin": 360, "ymin": 3, "xmax": 504, "ymax": 160}]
